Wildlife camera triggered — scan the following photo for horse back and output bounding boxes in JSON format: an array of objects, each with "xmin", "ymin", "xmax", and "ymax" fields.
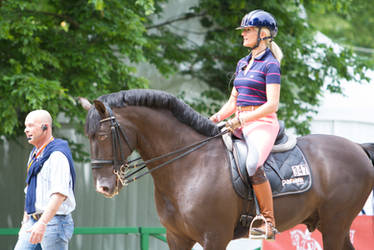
[{"xmin": 297, "ymin": 134, "xmax": 374, "ymax": 193}]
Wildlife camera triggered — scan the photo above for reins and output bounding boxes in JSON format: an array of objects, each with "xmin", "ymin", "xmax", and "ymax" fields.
[
  {"xmin": 121, "ymin": 130, "xmax": 228, "ymax": 185},
  {"xmin": 90, "ymin": 110, "xmax": 229, "ymax": 187}
]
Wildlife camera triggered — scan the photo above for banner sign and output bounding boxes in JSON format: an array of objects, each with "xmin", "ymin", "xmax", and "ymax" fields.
[{"xmin": 262, "ymin": 215, "xmax": 374, "ymax": 250}]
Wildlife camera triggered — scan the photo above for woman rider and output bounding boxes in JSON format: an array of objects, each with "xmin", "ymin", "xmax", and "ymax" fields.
[{"xmin": 210, "ymin": 9, "xmax": 283, "ymax": 240}]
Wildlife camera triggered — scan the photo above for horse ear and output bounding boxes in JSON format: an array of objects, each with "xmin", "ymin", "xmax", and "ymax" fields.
[
  {"xmin": 93, "ymin": 100, "xmax": 108, "ymax": 118},
  {"xmin": 78, "ymin": 97, "xmax": 92, "ymax": 111}
]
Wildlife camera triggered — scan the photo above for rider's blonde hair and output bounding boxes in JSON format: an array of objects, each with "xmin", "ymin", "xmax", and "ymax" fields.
[{"xmin": 262, "ymin": 28, "xmax": 283, "ymax": 63}]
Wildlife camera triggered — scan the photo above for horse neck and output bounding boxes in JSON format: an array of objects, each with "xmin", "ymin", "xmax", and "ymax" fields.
[
  {"xmin": 118, "ymin": 106, "xmax": 227, "ymax": 200},
  {"xmin": 119, "ymin": 106, "xmax": 206, "ymax": 162}
]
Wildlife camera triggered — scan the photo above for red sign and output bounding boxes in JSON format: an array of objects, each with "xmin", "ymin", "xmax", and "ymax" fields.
[{"xmin": 262, "ymin": 216, "xmax": 374, "ymax": 250}]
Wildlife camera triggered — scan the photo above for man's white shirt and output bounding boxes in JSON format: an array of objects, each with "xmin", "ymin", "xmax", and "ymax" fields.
[{"xmin": 25, "ymin": 151, "xmax": 76, "ymax": 214}]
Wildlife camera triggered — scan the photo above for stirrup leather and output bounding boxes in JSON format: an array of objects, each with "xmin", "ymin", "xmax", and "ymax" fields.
[{"xmin": 249, "ymin": 214, "xmax": 277, "ymax": 240}]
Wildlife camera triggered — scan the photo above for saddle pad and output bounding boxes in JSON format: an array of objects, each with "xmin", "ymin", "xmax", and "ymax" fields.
[
  {"xmin": 227, "ymin": 142, "xmax": 312, "ymax": 200},
  {"xmin": 264, "ymin": 145, "xmax": 312, "ymax": 197}
]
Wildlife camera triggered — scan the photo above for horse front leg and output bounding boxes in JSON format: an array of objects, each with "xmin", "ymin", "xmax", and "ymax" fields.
[
  {"xmin": 166, "ymin": 231, "xmax": 195, "ymax": 250},
  {"xmin": 342, "ymin": 233, "xmax": 355, "ymax": 250}
]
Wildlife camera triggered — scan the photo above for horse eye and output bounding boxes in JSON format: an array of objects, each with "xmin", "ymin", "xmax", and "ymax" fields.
[{"xmin": 97, "ymin": 135, "xmax": 108, "ymax": 141}]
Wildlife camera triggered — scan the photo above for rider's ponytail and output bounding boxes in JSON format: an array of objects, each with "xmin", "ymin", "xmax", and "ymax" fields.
[
  {"xmin": 262, "ymin": 28, "xmax": 283, "ymax": 64},
  {"xmin": 269, "ymin": 41, "xmax": 283, "ymax": 64}
]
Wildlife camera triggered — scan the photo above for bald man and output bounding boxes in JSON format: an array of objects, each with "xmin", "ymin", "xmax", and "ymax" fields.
[{"xmin": 15, "ymin": 110, "xmax": 76, "ymax": 250}]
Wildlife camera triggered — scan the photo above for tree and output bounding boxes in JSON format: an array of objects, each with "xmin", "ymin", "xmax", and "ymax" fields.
[
  {"xmin": 0, "ymin": 0, "xmax": 159, "ymax": 136},
  {"xmin": 307, "ymin": 0, "xmax": 374, "ymax": 63},
  {"xmin": 180, "ymin": 0, "xmax": 369, "ymax": 134},
  {"xmin": 0, "ymin": 0, "xmax": 369, "ymax": 139}
]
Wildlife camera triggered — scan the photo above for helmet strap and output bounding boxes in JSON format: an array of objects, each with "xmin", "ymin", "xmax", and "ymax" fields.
[
  {"xmin": 249, "ymin": 27, "xmax": 262, "ymax": 50},
  {"xmin": 262, "ymin": 36, "xmax": 273, "ymax": 42},
  {"xmin": 249, "ymin": 27, "xmax": 273, "ymax": 50}
]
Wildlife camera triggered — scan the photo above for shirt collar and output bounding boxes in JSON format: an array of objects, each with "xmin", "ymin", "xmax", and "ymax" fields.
[
  {"xmin": 239, "ymin": 47, "xmax": 270, "ymax": 69},
  {"xmin": 34, "ymin": 136, "xmax": 54, "ymax": 159},
  {"xmin": 246, "ymin": 47, "xmax": 270, "ymax": 62},
  {"xmin": 250, "ymin": 47, "xmax": 270, "ymax": 60}
]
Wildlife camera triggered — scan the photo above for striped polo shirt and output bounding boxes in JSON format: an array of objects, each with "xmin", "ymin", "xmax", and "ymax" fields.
[{"xmin": 233, "ymin": 48, "xmax": 281, "ymax": 107}]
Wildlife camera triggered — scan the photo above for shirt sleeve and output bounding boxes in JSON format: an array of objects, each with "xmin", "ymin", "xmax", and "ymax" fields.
[
  {"xmin": 265, "ymin": 62, "xmax": 281, "ymax": 84},
  {"xmin": 47, "ymin": 151, "xmax": 72, "ymax": 198}
]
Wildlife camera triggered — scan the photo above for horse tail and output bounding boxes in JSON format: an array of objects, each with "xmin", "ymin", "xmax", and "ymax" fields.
[
  {"xmin": 360, "ymin": 143, "xmax": 374, "ymax": 167},
  {"xmin": 360, "ymin": 143, "xmax": 374, "ymax": 191}
]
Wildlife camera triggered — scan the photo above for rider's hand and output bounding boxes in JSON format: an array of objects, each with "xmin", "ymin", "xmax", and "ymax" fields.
[
  {"xmin": 226, "ymin": 117, "xmax": 241, "ymax": 131},
  {"xmin": 210, "ymin": 114, "xmax": 221, "ymax": 123}
]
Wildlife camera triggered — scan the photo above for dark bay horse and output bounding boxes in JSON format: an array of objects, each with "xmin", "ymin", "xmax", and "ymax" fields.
[{"xmin": 81, "ymin": 89, "xmax": 374, "ymax": 250}]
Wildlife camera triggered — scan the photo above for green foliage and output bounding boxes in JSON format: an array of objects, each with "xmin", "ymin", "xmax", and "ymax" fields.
[
  {"xmin": 0, "ymin": 0, "xmax": 370, "ymax": 141},
  {"xmin": 183, "ymin": 0, "xmax": 369, "ymax": 134},
  {"xmin": 307, "ymin": 0, "xmax": 374, "ymax": 64},
  {"xmin": 0, "ymin": 0, "xmax": 155, "ymax": 137},
  {"xmin": 177, "ymin": 89, "xmax": 225, "ymax": 117}
]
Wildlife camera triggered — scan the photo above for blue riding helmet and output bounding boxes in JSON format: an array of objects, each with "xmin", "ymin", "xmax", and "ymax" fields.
[{"xmin": 236, "ymin": 10, "xmax": 278, "ymax": 38}]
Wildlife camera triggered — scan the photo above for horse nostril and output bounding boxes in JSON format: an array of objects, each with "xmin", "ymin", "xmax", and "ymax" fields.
[{"xmin": 97, "ymin": 186, "xmax": 110, "ymax": 194}]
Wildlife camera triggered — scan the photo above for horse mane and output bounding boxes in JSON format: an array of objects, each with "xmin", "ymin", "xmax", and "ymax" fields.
[{"xmin": 85, "ymin": 89, "xmax": 220, "ymax": 137}]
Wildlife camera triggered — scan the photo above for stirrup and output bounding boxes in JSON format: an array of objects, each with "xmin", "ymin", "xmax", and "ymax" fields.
[{"xmin": 249, "ymin": 214, "xmax": 277, "ymax": 240}]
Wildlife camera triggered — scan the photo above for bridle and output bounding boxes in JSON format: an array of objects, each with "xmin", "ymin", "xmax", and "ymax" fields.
[
  {"xmin": 90, "ymin": 107, "xmax": 229, "ymax": 193},
  {"xmin": 90, "ymin": 108, "xmax": 134, "ymax": 193}
]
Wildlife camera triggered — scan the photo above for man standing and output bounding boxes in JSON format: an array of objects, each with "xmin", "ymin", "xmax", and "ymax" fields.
[{"xmin": 14, "ymin": 110, "xmax": 76, "ymax": 250}]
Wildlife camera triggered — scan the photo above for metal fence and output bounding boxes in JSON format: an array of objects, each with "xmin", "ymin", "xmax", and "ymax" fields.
[{"xmin": 0, "ymin": 227, "xmax": 167, "ymax": 250}]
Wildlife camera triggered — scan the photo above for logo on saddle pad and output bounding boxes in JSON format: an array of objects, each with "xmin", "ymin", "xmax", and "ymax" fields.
[
  {"xmin": 282, "ymin": 164, "xmax": 310, "ymax": 186},
  {"xmin": 291, "ymin": 164, "xmax": 309, "ymax": 177},
  {"xmin": 282, "ymin": 177, "xmax": 305, "ymax": 186}
]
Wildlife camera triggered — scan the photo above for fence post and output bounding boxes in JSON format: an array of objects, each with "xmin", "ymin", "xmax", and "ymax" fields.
[{"xmin": 139, "ymin": 227, "xmax": 150, "ymax": 250}]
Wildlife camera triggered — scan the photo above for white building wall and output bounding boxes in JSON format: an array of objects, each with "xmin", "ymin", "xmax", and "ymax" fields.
[{"xmin": 310, "ymin": 80, "xmax": 374, "ymax": 216}]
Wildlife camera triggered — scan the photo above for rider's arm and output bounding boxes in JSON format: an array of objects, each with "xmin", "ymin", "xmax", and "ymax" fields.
[{"xmin": 210, "ymin": 87, "xmax": 238, "ymax": 122}]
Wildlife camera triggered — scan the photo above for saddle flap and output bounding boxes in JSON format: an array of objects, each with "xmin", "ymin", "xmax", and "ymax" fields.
[{"xmin": 232, "ymin": 140, "xmax": 250, "ymax": 186}]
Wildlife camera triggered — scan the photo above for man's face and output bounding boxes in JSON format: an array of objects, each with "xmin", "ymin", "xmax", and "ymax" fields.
[{"xmin": 24, "ymin": 115, "xmax": 44, "ymax": 147}]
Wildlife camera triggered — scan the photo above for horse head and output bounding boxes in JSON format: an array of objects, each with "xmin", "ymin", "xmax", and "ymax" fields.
[{"xmin": 80, "ymin": 97, "xmax": 136, "ymax": 198}]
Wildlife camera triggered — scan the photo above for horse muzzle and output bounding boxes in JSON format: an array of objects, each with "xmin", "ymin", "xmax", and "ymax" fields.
[{"xmin": 95, "ymin": 176, "xmax": 119, "ymax": 198}]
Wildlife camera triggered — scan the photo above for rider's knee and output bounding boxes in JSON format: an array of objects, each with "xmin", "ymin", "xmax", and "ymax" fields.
[
  {"xmin": 249, "ymin": 166, "xmax": 267, "ymax": 185},
  {"xmin": 246, "ymin": 152, "xmax": 259, "ymax": 176}
]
